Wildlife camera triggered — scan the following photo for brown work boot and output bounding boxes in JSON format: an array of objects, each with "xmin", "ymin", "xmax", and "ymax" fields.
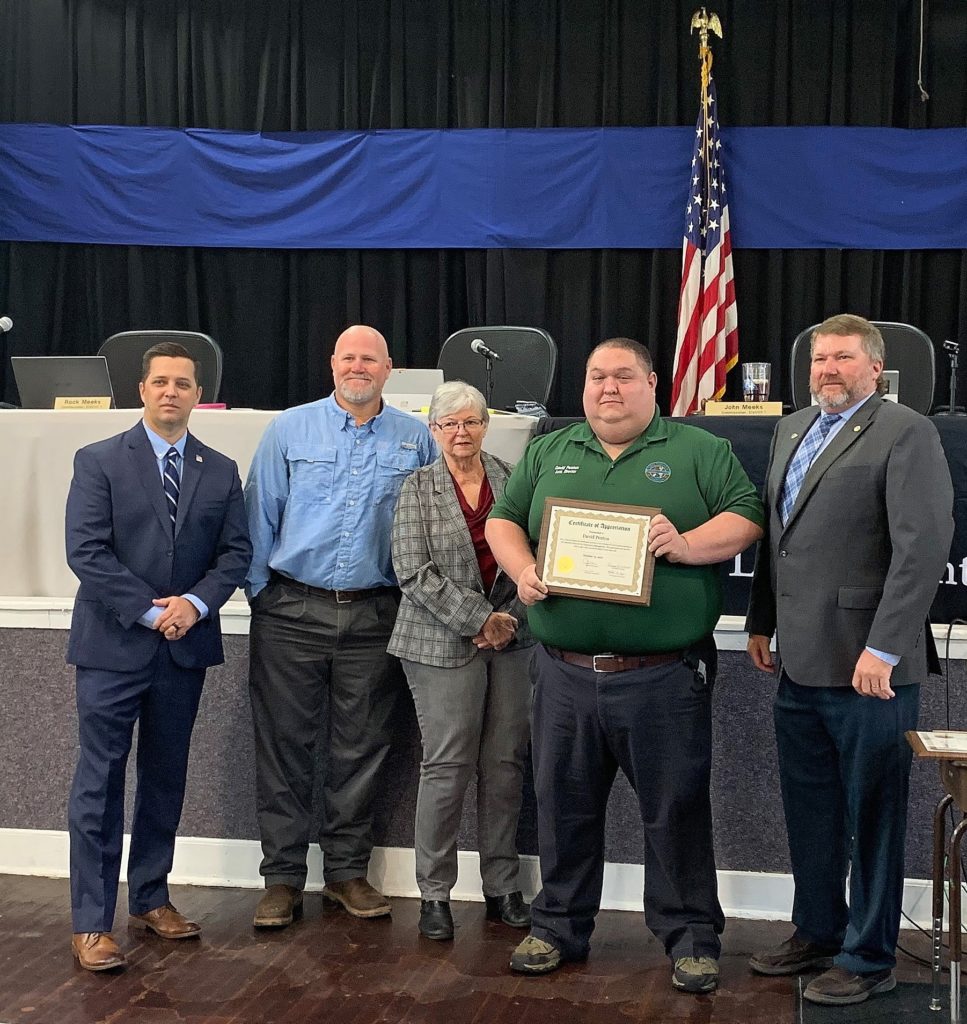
[
  {"xmin": 71, "ymin": 931, "xmax": 126, "ymax": 971},
  {"xmin": 253, "ymin": 884, "xmax": 303, "ymax": 928},
  {"xmin": 129, "ymin": 902, "xmax": 200, "ymax": 939},
  {"xmin": 804, "ymin": 966, "xmax": 896, "ymax": 1005},
  {"xmin": 749, "ymin": 934, "xmax": 839, "ymax": 976},
  {"xmin": 322, "ymin": 877, "xmax": 391, "ymax": 918}
]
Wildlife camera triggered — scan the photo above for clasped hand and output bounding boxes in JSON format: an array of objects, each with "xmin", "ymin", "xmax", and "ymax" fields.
[
  {"xmin": 152, "ymin": 595, "xmax": 200, "ymax": 641},
  {"xmin": 473, "ymin": 611, "xmax": 518, "ymax": 651}
]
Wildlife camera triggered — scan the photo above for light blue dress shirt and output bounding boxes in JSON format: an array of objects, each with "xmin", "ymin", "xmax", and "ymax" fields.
[
  {"xmin": 244, "ymin": 394, "xmax": 436, "ymax": 598},
  {"xmin": 801, "ymin": 392, "xmax": 897, "ymax": 667},
  {"xmin": 137, "ymin": 422, "xmax": 208, "ymax": 628}
]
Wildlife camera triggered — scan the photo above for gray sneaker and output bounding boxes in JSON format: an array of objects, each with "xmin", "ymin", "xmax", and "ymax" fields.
[
  {"xmin": 672, "ymin": 956, "xmax": 719, "ymax": 993},
  {"xmin": 510, "ymin": 934, "xmax": 562, "ymax": 974}
]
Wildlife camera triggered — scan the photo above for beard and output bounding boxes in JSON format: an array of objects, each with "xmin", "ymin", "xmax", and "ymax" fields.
[
  {"xmin": 337, "ymin": 378, "xmax": 379, "ymax": 405},
  {"xmin": 809, "ymin": 376, "xmax": 873, "ymax": 411}
]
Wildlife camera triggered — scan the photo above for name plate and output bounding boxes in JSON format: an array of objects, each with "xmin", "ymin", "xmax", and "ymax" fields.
[
  {"xmin": 535, "ymin": 497, "xmax": 659, "ymax": 606},
  {"xmin": 53, "ymin": 396, "xmax": 112, "ymax": 410},
  {"xmin": 704, "ymin": 400, "xmax": 783, "ymax": 417}
]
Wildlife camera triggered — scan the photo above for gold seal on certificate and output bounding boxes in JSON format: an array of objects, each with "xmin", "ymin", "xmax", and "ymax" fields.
[{"xmin": 535, "ymin": 497, "xmax": 659, "ymax": 605}]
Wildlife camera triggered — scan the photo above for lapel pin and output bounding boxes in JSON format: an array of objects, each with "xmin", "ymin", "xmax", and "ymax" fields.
[
  {"xmin": 790, "ymin": 433, "xmax": 799, "ymax": 439},
  {"xmin": 853, "ymin": 425, "xmax": 861, "ymax": 432},
  {"xmin": 196, "ymin": 454, "xmax": 204, "ymax": 462}
]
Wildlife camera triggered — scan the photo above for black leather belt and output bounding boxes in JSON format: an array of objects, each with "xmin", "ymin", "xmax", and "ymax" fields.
[
  {"xmin": 272, "ymin": 573, "xmax": 397, "ymax": 605},
  {"xmin": 545, "ymin": 646, "xmax": 684, "ymax": 673}
]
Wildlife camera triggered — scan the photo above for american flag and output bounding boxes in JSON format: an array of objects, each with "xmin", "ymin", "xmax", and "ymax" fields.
[{"xmin": 670, "ymin": 51, "xmax": 738, "ymax": 416}]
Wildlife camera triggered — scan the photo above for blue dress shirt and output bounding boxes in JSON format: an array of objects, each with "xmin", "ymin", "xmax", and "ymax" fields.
[
  {"xmin": 244, "ymin": 395, "xmax": 436, "ymax": 598},
  {"xmin": 137, "ymin": 422, "xmax": 208, "ymax": 628}
]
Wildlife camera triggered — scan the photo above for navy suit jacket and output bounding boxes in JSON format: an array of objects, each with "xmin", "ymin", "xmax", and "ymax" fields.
[{"xmin": 66, "ymin": 422, "xmax": 252, "ymax": 671}]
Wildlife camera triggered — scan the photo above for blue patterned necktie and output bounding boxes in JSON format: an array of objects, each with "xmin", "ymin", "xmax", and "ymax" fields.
[
  {"xmin": 163, "ymin": 447, "xmax": 180, "ymax": 531},
  {"xmin": 778, "ymin": 414, "xmax": 841, "ymax": 526}
]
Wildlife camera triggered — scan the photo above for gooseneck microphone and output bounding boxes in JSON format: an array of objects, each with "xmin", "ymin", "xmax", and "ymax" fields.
[{"xmin": 470, "ymin": 338, "xmax": 502, "ymax": 361}]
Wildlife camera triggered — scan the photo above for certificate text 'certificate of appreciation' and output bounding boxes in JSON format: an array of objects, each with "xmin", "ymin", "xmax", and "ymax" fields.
[{"xmin": 535, "ymin": 498, "xmax": 659, "ymax": 605}]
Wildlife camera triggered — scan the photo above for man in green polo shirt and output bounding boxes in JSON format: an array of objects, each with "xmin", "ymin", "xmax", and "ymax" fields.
[{"xmin": 486, "ymin": 337, "xmax": 763, "ymax": 993}]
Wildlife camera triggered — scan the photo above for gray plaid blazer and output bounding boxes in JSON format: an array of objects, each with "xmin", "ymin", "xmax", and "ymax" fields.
[{"xmin": 387, "ymin": 450, "xmax": 534, "ymax": 667}]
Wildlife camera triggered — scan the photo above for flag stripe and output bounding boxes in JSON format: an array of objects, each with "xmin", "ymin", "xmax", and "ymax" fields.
[{"xmin": 670, "ymin": 56, "xmax": 738, "ymax": 416}]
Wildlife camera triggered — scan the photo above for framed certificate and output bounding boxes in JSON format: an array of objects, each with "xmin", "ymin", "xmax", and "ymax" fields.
[{"xmin": 535, "ymin": 497, "xmax": 659, "ymax": 605}]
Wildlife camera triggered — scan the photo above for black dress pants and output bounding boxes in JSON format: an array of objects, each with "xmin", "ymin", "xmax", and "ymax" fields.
[{"xmin": 529, "ymin": 642, "xmax": 723, "ymax": 962}]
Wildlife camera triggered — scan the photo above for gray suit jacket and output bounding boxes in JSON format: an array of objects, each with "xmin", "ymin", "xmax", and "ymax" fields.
[
  {"xmin": 388, "ymin": 450, "xmax": 534, "ymax": 667},
  {"xmin": 746, "ymin": 396, "xmax": 953, "ymax": 687}
]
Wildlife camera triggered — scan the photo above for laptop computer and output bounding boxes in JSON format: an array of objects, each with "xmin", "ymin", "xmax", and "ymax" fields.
[
  {"xmin": 11, "ymin": 356, "xmax": 115, "ymax": 409},
  {"xmin": 382, "ymin": 393, "xmax": 431, "ymax": 413},
  {"xmin": 384, "ymin": 368, "xmax": 444, "ymax": 394}
]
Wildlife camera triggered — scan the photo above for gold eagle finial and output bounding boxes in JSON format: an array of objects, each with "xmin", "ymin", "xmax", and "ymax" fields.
[{"xmin": 690, "ymin": 8, "xmax": 723, "ymax": 48}]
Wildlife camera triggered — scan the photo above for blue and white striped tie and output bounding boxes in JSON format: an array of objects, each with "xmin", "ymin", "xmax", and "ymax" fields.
[
  {"xmin": 778, "ymin": 414, "xmax": 840, "ymax": 526},
  {"xmin": 163, "ymin": 447, "xmax": 180, "ymax": 531}
]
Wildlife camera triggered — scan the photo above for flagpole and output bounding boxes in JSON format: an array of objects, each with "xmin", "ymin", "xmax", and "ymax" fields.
[
  {"xmin": 691, "ymin": 8, "xmax": 721, "ymax": 268},
  {"xmin": 670, "ymin": 8, "xmax": 738, "ymax": 417}
]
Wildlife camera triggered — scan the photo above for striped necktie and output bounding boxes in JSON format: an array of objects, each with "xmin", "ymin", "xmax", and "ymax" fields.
[
  {"xmin": 778, "ymin": 414, "xmax": 841, "ymax": 526},
  {"xmin": 163, "ymin": 447, "xmax": 180, "ymax": 531}
]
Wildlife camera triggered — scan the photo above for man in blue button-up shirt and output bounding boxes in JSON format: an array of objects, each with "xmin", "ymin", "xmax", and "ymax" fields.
[{"xmin": 245, "ymin": 324, "xmax": 435, "ymax": 927}]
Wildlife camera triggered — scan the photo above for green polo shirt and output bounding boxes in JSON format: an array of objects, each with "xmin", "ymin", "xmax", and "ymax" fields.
[{"xmin": 490, "ymin": 412, "xmax": 764, "ymax": 654}]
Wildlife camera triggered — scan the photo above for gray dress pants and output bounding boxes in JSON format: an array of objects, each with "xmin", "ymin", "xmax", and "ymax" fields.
[{"xmin": 402, "ymin": 646, "xmax": 533, "ymax": 901}]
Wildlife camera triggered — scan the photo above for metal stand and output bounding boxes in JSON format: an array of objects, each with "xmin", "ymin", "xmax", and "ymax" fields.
[
  {"xmin": 935, "ymin": 341, "xmax": 965, "ymax": 417},
  {"xmin": 932, "ymin": 762, "xmax": 967, "ymax": 1021},
  {"xmin": 950, "ymin": 816, "xmax": 967, "ymax": 1023},
  {"xmin": 936, "ymin": 794, "xmax": 955, "ymax": 1011},
  {"xmin": 484, "ymin": 355, "xmax": 495, "ymax": 408}
]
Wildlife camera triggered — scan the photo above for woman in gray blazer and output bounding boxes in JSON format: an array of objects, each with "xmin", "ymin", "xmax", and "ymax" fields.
[{"xmin": 389, "ymin": 381, "xmax": 535, "ymax": 941}]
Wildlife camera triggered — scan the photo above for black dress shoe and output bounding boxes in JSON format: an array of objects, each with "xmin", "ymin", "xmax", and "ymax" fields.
[
  {"xmin": 419, "ymin": 900, "xmax": 454, "ymax": 941},
  {"xmin": 484, "ymin": 891, "xmax": 531, "ymax": 928}
]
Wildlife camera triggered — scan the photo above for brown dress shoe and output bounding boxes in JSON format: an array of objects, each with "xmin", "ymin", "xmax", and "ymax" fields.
[
  {"xmin": 72, "ymin": 932, "xmax": 126, "ymax": 971},
  {"xmin": 322, "ymin": 877, "xmax": 391, "ymax": 918},
  {"xmin": 128, "ymin": 902, "xmax": 201, "ymax": 939},
  {"xmin": 253, "ymin": 884, "xmax": 304, "ymax": 928}
]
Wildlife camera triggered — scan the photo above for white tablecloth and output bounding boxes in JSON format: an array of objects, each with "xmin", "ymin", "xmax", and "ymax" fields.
[{"xmin": 2, "ymin": 408, "xmax": 536, "ymax": 598}]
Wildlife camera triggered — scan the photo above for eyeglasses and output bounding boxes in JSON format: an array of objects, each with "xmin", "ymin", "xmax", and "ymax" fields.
[{"xmin": 433, "ymin": 418, "xmax": 485, "ymax": 434}]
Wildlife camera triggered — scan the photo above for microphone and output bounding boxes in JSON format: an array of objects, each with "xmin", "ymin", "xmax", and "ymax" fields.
[
  {"xmin": 470, "ymin": 338, "xmax": 502, "ymax": 361},
  {"xmin": 0, "ymin": 316, "xmax": 12, "ymax": 333}
]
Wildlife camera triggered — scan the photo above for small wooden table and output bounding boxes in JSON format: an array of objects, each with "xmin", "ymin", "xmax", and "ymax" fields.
[{"xmin": 907, "ymin": 731, "xmax": 967, "ymax": 1023}]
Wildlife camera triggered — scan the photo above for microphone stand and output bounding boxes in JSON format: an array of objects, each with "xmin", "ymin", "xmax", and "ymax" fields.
[
  {"xmin": 484, "ymin": 355, "xmax": 495, "ymax": 409},
  {"xmin": 935, "ymin": 341, "xmax": 965, "ymax": 416}
]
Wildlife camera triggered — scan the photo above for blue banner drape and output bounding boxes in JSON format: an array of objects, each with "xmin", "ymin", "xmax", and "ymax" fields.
[{"xmin": 0, "ymin": 124, "xmax": 964, "ymax": 250}]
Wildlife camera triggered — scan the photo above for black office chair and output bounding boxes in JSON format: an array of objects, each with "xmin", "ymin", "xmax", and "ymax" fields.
[
  {"xmin": 98, "ymin": 330, "xmax": 224, "ymax": 408},
  {"xmin": 789, "ymin": 321, "xmax": 935, "ymax": 414},
  {"xmin": 437, "ymin": 326, "xmax": 558, "ymax": 411}
]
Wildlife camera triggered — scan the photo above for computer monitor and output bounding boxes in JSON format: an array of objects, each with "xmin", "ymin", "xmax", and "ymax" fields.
[
  {"xmin": 384, "ymin": 368, "xmax": 444, "ymax": 395},
  {"xmin": 11, "ymin": 356, "xmax": 115, "ymax": 409}
]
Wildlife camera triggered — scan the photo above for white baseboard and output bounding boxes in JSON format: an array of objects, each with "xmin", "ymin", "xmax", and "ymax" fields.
[{"xmin": 0, "ymin": 827, "xmax": 943, "ymax": 928}]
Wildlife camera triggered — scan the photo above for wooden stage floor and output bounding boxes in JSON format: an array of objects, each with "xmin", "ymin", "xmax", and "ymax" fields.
[{"xmin": 0, "ymin": 875, "xmax": 940, "ymax": 1024}]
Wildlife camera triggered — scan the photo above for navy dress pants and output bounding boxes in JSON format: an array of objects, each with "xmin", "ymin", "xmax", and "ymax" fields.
[
  {"xmin": 775, "ymin": 674, "xmax": 919, "ymax": 973},
  {"xmin": 68, "ymin": 644, "xmax": 205, "ymax": 933},
  {"xmin": 529, "ymin": 643, "xmax": 723, "ymax": 963}
]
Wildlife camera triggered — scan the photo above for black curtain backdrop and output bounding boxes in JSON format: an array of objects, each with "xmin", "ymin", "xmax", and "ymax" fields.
[{"xmin": 1, "ymin": 0, "xmax": 965, "ymax": 412}]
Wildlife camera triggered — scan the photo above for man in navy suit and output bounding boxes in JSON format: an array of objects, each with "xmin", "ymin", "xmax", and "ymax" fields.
[{"xmin": 65, "ymin": 341, "xmax": 251, "ymax": 971}]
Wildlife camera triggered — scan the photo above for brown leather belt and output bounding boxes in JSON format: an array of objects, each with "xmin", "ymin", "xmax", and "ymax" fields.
[
  {"xmin": 546, "ymin": 646, "xmax": 684, "ymax": 673},
  {"xmin": 272, "ymin": 573, "xmax": 397, "ymax": 605}
]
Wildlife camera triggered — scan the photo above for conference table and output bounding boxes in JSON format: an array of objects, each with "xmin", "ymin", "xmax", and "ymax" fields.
[{"xmin": 1, "ymin": 406, "xmax": 537, "ymax": 599}]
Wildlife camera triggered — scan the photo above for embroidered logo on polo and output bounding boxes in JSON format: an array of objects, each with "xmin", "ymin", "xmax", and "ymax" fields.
[
  {"xmin": 645, "ymin": 461, "xmax": 671, "ymax": 483},
  {"xmin": 553, "ymin": 464, "xmax": 580, "ymax": 474}
]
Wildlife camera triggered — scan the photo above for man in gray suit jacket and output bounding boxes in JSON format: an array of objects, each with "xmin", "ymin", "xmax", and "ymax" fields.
[{"xmin": 746, "ymin": 314, "xmax": 954, "ymax": 1007}]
